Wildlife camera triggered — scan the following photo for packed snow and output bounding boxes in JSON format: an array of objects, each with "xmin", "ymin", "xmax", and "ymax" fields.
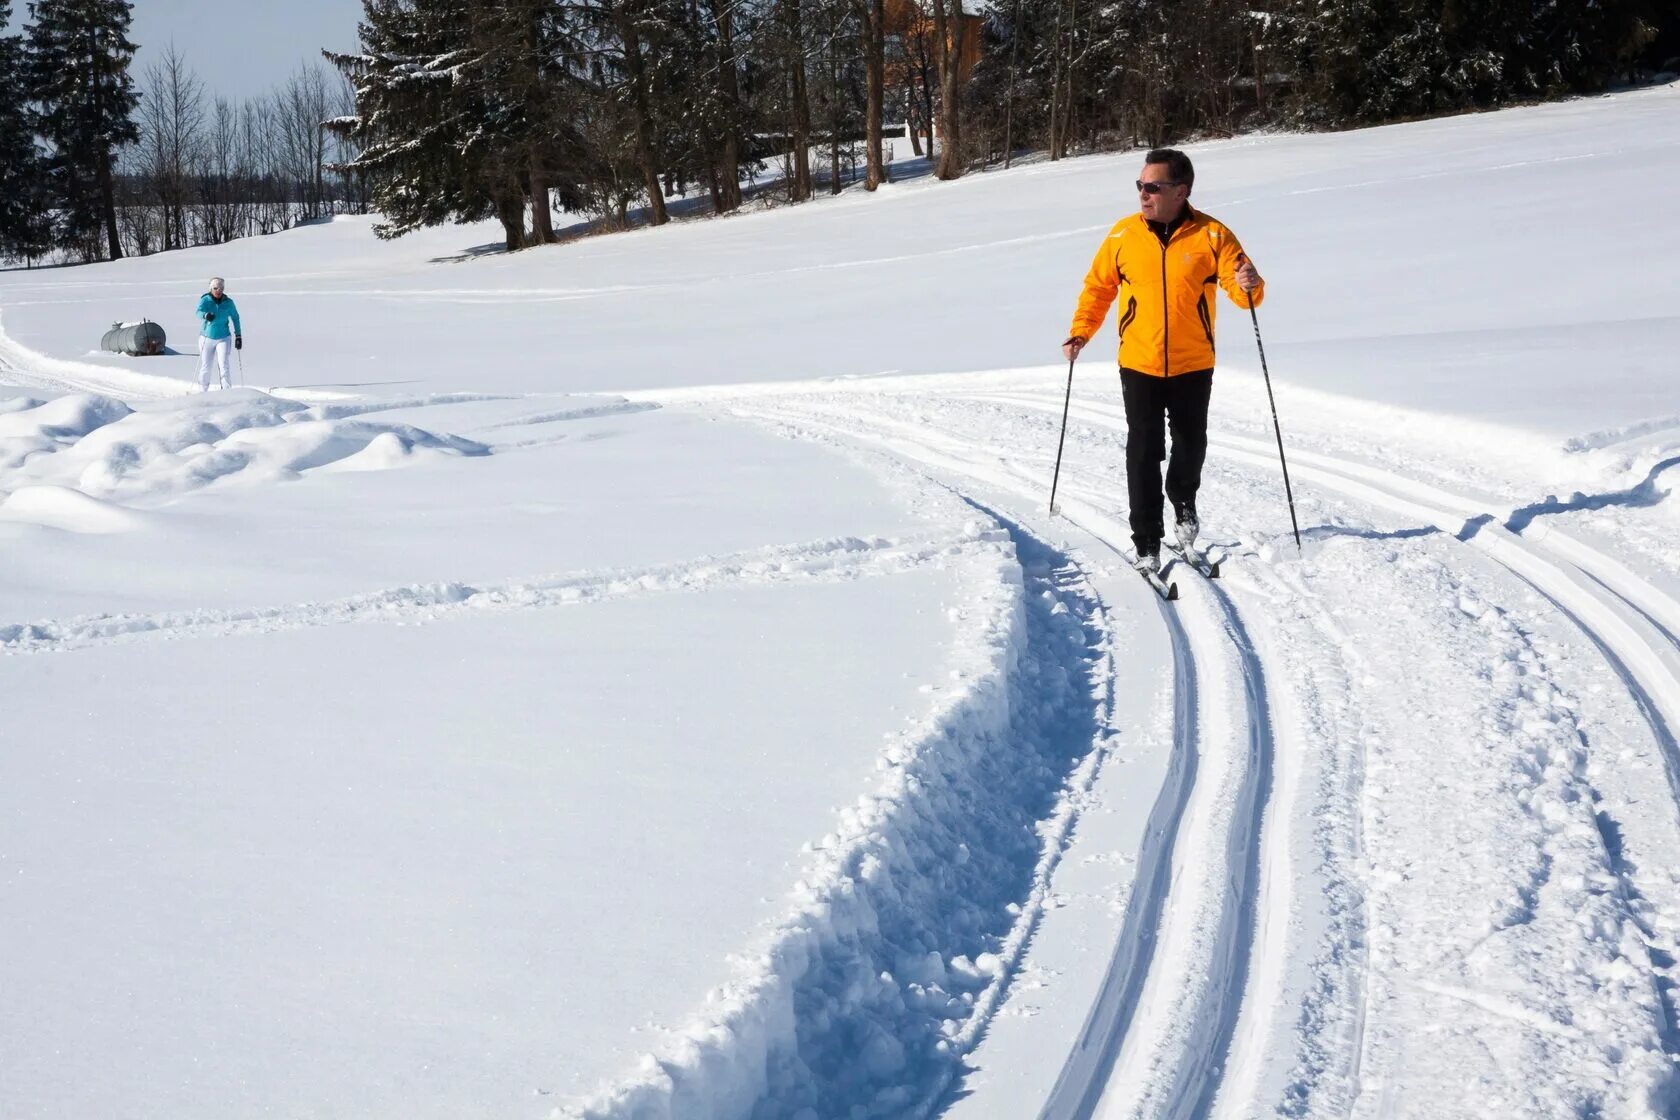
[{"xmin": 2, "ymin": 81, "xmax": 1679, "ymax": 1120}]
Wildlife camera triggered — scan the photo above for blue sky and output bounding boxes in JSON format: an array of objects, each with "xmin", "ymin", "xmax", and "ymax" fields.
[{"xmin": 8, "ymin": 1, "xmax": 362, "ymax": 102}]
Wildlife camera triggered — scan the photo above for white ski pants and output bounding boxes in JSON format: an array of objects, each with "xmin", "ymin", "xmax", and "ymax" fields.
[{"xmin": 198, "ymin": 336, "xmax": 233, "ymax": 390}]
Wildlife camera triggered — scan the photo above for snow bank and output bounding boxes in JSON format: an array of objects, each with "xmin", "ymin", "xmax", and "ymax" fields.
[
  {"xmin": 0, "ymin": 391, "xmax": 487, "ymax": 513},
  {"xmin": 568, "ymin": 516, "xmax": 1114, "ymax": 1119},
  {"xmin": 0, "ymin": 485, "xmax": 152, "ymax": 534}
]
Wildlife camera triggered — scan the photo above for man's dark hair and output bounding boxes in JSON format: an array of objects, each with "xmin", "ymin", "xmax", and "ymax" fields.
[{"xmin": 1144, "ymin": 148, "xmax": 1194, "ymax": 191}]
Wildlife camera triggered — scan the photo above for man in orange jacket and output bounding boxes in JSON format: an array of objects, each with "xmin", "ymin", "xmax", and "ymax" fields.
[{"xmin": 1062, "ymin": 148, "xmax": 1263, "ymax": 574}]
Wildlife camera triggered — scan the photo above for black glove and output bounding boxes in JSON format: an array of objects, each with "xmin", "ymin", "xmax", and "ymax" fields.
[
  {"xmin": 234, "ymin": 335, "xmax": 243, "ymax": 350},
  {"xmin": 205, "ymin": 311, "xmax": 216, "ymax": 322}
]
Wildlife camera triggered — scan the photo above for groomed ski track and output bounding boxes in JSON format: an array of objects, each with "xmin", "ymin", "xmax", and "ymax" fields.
[
  {"xmin": 719, "ymin": 387, "xmax": 1286, "ymax": 1120},
  {"xmin": 664, "ymin": 370, "xmax": 1680, "ymax": 1119}
]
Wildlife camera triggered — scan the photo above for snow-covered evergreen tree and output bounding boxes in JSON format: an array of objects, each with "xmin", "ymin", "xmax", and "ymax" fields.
[
  {"xmin": 24, "ymin": 0, "xmax": 139, "ymax": 261},
  {"xmin": 0, "ymin": 0, "xmax": 51, "ymax": 262},
  {"xmin": 331, "ymin": 0, "xmax": 596, "ymax": 247}
]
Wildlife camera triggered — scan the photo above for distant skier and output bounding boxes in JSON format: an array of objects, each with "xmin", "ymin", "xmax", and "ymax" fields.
[
  {"xmin": 1062, "ymin": 149, "xmax": 1263, "ymax": 574},
  {"xmin": 195, "ymin": 277, "xmax": 242, "ymax": 391}
]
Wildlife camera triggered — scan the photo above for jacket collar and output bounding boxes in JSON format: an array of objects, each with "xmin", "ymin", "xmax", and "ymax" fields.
[{"xmin": 1143, "ymin": 204, "xmax": 1196, "ymax": 244}]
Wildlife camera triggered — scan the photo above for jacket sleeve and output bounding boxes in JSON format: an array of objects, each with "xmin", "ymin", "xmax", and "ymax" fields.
[
  {"xmin": 1068, "ymin": 227, "xmax": 1122, "ymax": 341},
  {"xmin": 1216, "ymin": 226, "xmax": 1264, "ymax": 310},
  {"xmin": 196, "ymin": 294, "xmax": 211, "ymax": 319},
  {"xmin": 228, "ymin": 299, "xmax": 242, "ymax": 335}
]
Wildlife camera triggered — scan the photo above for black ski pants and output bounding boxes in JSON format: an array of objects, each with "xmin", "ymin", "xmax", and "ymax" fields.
[{"xmin": 1119, "ymin": 366, "xmax": 1213, "ymax": 554}]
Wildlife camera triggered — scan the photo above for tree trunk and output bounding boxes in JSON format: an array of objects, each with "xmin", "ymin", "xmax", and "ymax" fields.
[
  {"xmin": 1046, "ymin": 0, "xmax": 1065, "ymax": 160},
  {"xmin": 615, "ymin": 2, "xmax": 669, "ymax": 226},
  {"xmin": 496, "ymin": 180, "xmax": 528, "ymax": 249},
  {"xmin": 863, "ymin": 0, "xmax": 885, "ymax": 190},
  {"xmin": 786, "ymin": 0, "xmax": 813, "ymax": 201},
  {"xmin": 906, "ymin": 90, "xmax": 923, "ymax": 155},
  {"xmin": 922, "ymin": 55, "xmax": 935, "ymax": 155},
  {"xmin": 716, "ymin": 2, "xmax": 744, "ymax": 211},
  {"xmin": 530, "ymin": 170, "xmax": 555, "ymax": 243},
  {"xmin": 933, "ymin": 0, "xmax": 966, "ymax": 179},
  {"xmin": 1002, "ymin": 0, "xmax": 1022, "ymax": 166},
  {"xmin": 1057, "ymin": 0, "xmax": 1079, "ymax": 158},
  {"xmin": 98, "ymin": 149, "xmax": 123, "ymax": 260}
]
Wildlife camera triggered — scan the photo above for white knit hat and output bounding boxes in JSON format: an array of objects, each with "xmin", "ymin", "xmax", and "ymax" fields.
[{"xmin": 208, "ymin": 276, "xmax": 225, "ymax": 291}]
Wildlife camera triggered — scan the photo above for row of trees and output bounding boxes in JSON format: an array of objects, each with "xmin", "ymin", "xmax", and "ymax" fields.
[
  {"xmin": 327, "ymin": 0, "xmax": 977, "ymax": 249},
  {"xmin": 3, "ymin": 0, "xmax": 1676, "ymax": 263},
  {"xmin": 334, "ymin": 0, "xmax": 1676, "ymax": 248}
]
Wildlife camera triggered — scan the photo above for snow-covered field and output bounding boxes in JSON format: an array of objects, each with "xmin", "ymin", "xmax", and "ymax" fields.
[{"xmin": 3, "ymin": 81, "xmax": 1679, "ymax": 1119}]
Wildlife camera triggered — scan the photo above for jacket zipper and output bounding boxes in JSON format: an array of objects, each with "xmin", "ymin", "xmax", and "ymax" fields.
[{"xmin": 1159, "ymin": 229, "xmax": 1170, "ymax": 378}]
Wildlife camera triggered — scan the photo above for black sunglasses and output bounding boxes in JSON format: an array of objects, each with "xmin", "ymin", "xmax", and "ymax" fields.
[{"xmin": 1136, "ymin": 179, "xmax": 1181, "ymax": 195}]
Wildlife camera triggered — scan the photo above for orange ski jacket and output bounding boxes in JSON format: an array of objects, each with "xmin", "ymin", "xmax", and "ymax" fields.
[{"xmin": 1068, "ymin": 207, "xmax": 1264, "ymax": 378}]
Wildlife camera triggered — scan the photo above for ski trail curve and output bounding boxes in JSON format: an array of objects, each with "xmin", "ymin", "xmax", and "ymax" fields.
[{"xmin": 717, "ymin": 394, "xmax": 1276, "ymax": 1120}]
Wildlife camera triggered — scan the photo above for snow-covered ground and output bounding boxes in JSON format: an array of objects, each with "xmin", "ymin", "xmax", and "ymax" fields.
[{"xmin": 3, "ymin": 81, "xmax": 1679, "ymax": 1119}]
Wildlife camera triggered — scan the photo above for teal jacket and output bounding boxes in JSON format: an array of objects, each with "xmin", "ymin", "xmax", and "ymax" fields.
[{"xmin": 197, "ymin": 292, "xmax": 242, "ymax": 341}]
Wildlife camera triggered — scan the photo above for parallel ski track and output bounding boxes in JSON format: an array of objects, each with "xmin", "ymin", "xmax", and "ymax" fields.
[
  {"xmin": 969, "ymin": 386, "xmax": 1680, "ymax": 1096},
  {"xmin": 983, "ymin": 389, "xmax": 1680, "ymax": 810},
  {"xmin": 1044, "ymin": 474, "xmax": 1275, "ymax": 1120},
  {"xmin": 723, "ymin": 396, "xmax": 1277, "ymax": 1120}
]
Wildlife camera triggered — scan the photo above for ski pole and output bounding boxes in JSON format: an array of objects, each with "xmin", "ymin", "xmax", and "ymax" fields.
[
  {"xmin": 1048, "ymin": 354, "xmax": 1075, "ymax": 514},
  {"xmin": 237, "ymin": 347, "xmax": 244, "ymax": 388},
  {"xmin": 1243, "ymin": 277, "xmax": 1302, "ymax": 552}
]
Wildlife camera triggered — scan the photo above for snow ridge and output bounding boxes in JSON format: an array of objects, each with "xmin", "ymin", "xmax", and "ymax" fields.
[
  {"xmin": 0, "ymin": 529, "xmax": 988, "ymax": 653},
  {"xmin": 0, "ymin": 391, "xmax": 487, "ymax": 521},
  {"xmin": 569, "ymin": 514, "xmax": 1118, "ymax": 1120}
]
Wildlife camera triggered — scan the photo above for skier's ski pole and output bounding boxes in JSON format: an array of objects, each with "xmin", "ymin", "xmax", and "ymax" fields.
[
  {"xmin": 1049, "ymin": 354, "xmax": 1075, "ymax": 514},
  {"xmin": 1243, "ymin": 274, "xmax": 1302, "ymax": 552},
  {"xmin": 237, "ymin": 347, "xmax": 244, "ymax": 388}
]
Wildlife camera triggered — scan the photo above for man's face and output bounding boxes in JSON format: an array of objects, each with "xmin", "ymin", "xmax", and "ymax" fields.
[
  {"xmin": 1137, "ymin": 163, "xmax": 1188, "ymax": 222},
  {"xmin": 210, "ymin": 284, "xmax": 223, "ymax": 297}
]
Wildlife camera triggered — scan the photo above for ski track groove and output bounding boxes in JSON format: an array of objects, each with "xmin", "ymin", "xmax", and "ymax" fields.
[
  {"xmin": 1036, "ymin": 587, "xmax": 1201, "ymax": 1120},
  {"xmin": 720, "ymin": 395, "xmax": 1276, "ymax": 1120}
]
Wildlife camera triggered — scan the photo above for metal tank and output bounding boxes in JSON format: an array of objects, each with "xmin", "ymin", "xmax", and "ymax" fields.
[{"xmin": 101, "ymin": 319, "xmax": 168, "ymax": 356}]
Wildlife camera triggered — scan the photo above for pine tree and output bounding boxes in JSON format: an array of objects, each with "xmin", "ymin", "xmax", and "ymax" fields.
[
  {"xmin": 328, "ymin": 0, "xmax": 484, "ymax": 241},
  {"xmin": 24, "ymin": 0, "xmax": 139, "ymax": 260},
  {"xmin": 0, "ymin": 0, "xmax": 51, "ymax": 262},
  {"xmin": 329, "ymin": 0, "xmax": 586, "ymax": 248}
]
